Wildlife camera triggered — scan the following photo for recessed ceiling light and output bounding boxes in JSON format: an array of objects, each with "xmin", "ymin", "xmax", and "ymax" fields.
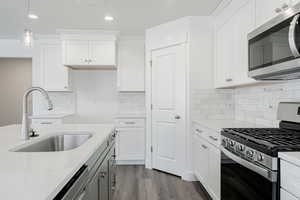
[
  {"xmin": 28, "ymin": 13, "xmax": 39, "ymax": 19},
  {"xmin": 104, "ymin": 15, "xmax": 114, "ymax": 21}
]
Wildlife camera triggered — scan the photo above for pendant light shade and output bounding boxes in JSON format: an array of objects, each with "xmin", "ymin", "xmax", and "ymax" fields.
[{"xmin": 23, "ymin": 29, "xmax": 33, "ymax": 47}]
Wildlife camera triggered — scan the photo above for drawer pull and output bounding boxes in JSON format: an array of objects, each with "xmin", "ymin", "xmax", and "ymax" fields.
[
  {"xmin": 41, "ymin": 122, "xmax": 53, "ymax": 125},
  {"xmin": 209, "ymin": 136, "xmax": 218, "ymax": 141},
  {"xmin": 201, "ymin": 144, "xmax": 208, "ymax": 149},
  {"xmin": 195, "ymin": 129, "xmax": 203, "ymax": 133},
  {"xmin": 124, "ymin": 122, "xmax": 136, "ymax": 125}
]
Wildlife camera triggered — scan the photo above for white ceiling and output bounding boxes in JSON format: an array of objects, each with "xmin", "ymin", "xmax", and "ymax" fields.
[{"xmin": 0, "ymin": 0, "xmax": 222, "ymax": 38}]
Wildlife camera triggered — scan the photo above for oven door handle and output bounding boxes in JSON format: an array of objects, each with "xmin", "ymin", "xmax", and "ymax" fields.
[
  {"xmin": 222, "ymin": 147, "xmax": 277, "ymax": 182},
  {"xmin": 289, "ymin": 14, "xmax": 300, "ymax": 57}
]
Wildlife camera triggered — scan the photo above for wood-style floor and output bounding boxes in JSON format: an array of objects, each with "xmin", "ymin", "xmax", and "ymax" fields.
[{"xmin": 114, "ymin": 165, "xmax": 211, "ymax": 200}]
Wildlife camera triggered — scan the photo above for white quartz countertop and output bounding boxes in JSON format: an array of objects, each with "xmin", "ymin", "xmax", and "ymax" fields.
[
  {"xmin": 193, "ymin": 119, "xmax": 266, "ymax": 132},
  {"xmin": 0, "ymin": 124, "xmax": 114, "ymax": 200},
  {"xmin": 279, "ymin": 152, "xmax": 300, "ymax": 167}
]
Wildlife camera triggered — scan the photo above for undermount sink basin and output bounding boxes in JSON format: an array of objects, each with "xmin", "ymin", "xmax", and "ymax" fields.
[{"xmin": 12, "ymin": 132, "xmax": 93, "ymax": 152}]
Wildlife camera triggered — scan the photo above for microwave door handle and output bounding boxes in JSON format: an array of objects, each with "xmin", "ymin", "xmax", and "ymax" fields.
[
  {"xmin": 222, "ymin": 147, "xmax": 277, "ymax": 182},
  {"xmin": 289, "ymin": 14, "xmax": 300, "ymax": 57}
]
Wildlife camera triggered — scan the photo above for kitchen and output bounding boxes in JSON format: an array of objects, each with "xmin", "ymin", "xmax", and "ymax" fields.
[{"xmin": 2, "ymin": 0, "xmax": 300, "ymax": 200}]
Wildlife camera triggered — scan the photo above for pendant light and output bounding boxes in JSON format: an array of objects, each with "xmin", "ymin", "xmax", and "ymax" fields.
[
  {"xmin": 23, "ymin": 29, "xmax": 33, "ymax": 47},
  {"xmin": 23, "ymin": 0, "xmax": 38, "ymax": 47}
]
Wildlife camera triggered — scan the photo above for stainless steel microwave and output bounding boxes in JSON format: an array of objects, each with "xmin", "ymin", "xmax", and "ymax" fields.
[{"xmin": 248, "ymin": 3, "xmax": 300, "ymax": 80}]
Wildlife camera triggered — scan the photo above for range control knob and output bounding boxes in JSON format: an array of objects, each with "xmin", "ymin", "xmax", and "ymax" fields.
[
  {"xmin": 237, "ymin": 145, "xmax": 245, "ymax": 152},
  {"xmin": 222, "ymin": 139, "xmax": 227, "ymax": 146},
  {"xmin": 257, "ymin": 154, "xmax": 264, "ymax": 161},
  {"xmin": 230, "ymin": 140, "xmax": 236, "ymax": 147},
  {"xmin": 246, "ymin": 150, "xmax": 254, "ymax": 158}
]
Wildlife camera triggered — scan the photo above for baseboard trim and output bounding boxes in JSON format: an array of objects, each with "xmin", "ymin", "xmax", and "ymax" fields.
[
  {"xmin": 116, "ymin": 160, "xmax": 145, "ymax": 165},
  {"xmin": 181, "ymin": 171, "xmax": 197, "ymax": 181}
]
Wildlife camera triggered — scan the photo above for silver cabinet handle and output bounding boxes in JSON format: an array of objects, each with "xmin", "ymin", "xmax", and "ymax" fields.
[
  {"xmin": 41, "ymin": 122, "xmax": 53, "ymax": 125},
  {"xmin": 124, "ymin": 121, "xmax": 135, "ymax": 125},
  {"xmin": 225, "ymin": 78, "xmax": 233, "ymax": 82},
  {"xmin": 201, "ymin": 144, "xmax": 208, "ymax": 149},
  {"xmin": 100, "ymin": 171, "xmax": 107, "ymax": 178},
  {"xmin": 209, "ymin": 136, "xmax": 218, "ymax": 141},
  {"xmin": 195, "ymin": 129, "xmax": 203, "ymax": 133},
  {"xmin": 84, "ymin": 58, "xmax": 89, "ymax": 63},
  {"xmin": 89, "ymin": 59, "xmax": 92, "ymax": 63},
  {"xmin": 275, "ymin": 7, "xmax": 282, "ymax": 13},
  {"xmin": 289, "ymin": 14, "xmax": 300, "ymax": 57},
  {"xmin": 174, "ymin": 115, "xmax": 181, "ymax": 120}
]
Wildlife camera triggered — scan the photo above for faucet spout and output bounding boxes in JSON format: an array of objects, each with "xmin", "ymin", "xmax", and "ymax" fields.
[{"xmin": 21, "ymin": 87, "xmax": 53, "ymax": 140}]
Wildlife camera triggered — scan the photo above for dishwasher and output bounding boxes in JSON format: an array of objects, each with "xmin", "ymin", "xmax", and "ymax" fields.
[{"xmin": 53, "ymin": 165, "xmax": 89, "ymax": 200}]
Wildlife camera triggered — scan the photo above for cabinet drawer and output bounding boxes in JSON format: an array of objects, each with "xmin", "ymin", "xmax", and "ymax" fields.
[
  {"xmin": 281, "ymin": 160, "xmax": 300, "ymax": 198},
  {"xmin": 115, "ymin": 118, "xmax": 145, "ymax": 128},
  {"xmin": 193, "ymin": 124, "xmax": 220, "ymax": 147},
  {"xmin": 281, "ymin": 189, "xmax": 299, "ymax": 200}
]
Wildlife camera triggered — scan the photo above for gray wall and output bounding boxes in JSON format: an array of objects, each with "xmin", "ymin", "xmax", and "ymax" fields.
[{"xmin": 0, "ymin": 58, "xmax": 32, "ymax": 126}]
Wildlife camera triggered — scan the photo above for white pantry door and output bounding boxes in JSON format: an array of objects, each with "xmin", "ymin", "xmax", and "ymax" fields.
[{"xmin": 151, "ymin": 44, "xmax": 186, "ymax": 176}]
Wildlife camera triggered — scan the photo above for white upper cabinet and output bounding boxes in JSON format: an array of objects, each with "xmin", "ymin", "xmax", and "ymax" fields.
[
  {"xmin": 63, "ymin": 40, "xmax": 116, "ymax": 68},
  {"xmin": 215, "ymin": 0, "xmax": 256, "ymax": 88},
  {"xmin": 89, "ymin": 41, "xmax": 116, "ymax": 66},
  {"xmin": 117, "ymin": 38, "xmax": 145, "ymax": 92},
  {"xmin": 34, "ymin": 39, "xmax": 71, "ymax": 91},
  {"xmin": 256, "ymin": 0, "xmax": 293, "ymax": 27},
  {"xmin": 60, "ymin": 30, "xmax": 118, "ymax": 69},
  {"xmin": 63, "ymin": 40, "xmax": 89, "ymax": 66}
]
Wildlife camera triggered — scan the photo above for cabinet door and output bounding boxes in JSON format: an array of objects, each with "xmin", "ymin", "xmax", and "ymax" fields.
[
  {"xmin": 116, "ymin": 128, "xmax": 145, "ymax": 161},
  {"xmin": 87, "ymin": 174, "xmax": 99, "ymax": 200},
  {"xmin": 192, "ymin": 134, "xmax": 209, "ymax": 184},
  {"xmin": 63, "ymin": 40, "xmax": 89, "ymax": 66},
  {"xmin": 233, "ymin": 0, "xmax": 256, "ymax": 85},
  {"xmin": 117, "ymin": 39, "xmax": 145, "ymax": 92},
  {"xmin": 89, "ymin": 41, "xmax": 116, "ymax": 66},
  {"xmin": 208, "ymin": 144, "xmax": 221, "ymax": 200},
  {"xmin": 256, "ymin": 0, "xmax": 290, "ymax": 28},
  {"xmin": 99, "ymin": 157, "xmax": 109, "ymax": 200},
  {"xmin": 40, "ymin": 42, "xmax": 70, "ymax": 91},
  {"xmin": 215, "ymin": 18, "xmax": 234, "ymax": 88},
  {"xmin": 281, "ymin": 189, "xmax": 299, "ymax": 200}
]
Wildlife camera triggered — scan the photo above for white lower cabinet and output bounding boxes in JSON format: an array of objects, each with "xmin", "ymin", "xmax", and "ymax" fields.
[
  {"xmin": 281, "ymin": 189, "xmax": 300, "ymax": 200},
  {"xmin": 281, "ymin": 160, "xmax": 300, "ymax": 199},
  {"xmin": 193, "ymin": 135, "xmax": 209, "ymax": 184},
  {"xmin": 115, "ymin": 118, "xmax": 145, "ymax": 164},
  {"xmin": 192, "ymin": 124, "xmax": 220, "ymax": 200}
]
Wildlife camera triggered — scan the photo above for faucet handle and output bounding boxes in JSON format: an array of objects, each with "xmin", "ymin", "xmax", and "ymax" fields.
[{"xmin": 29, "ymin": 129, "xmax": 39, "ymax": 138}]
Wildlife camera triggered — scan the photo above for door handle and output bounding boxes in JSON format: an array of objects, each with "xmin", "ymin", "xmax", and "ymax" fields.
[{"xmin": 174, "ymin": 115, "xmax": 181, "ymax": 120}]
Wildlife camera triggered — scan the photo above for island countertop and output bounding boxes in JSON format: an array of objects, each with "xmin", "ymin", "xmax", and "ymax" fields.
[{"xmin": 0, "ymin": 124, "xmax": 114, "ymax": 200}]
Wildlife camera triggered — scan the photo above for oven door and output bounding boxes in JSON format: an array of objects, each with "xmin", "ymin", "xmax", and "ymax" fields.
[
  {"xmin": 248, "ymin": 13, "xmax": 300, "ymax": 80},
  {"xmin": 221, "ymin": 148, "xmax": 278, "ymax": 200}
]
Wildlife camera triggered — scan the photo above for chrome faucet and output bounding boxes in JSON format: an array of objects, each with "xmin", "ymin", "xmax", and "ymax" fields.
[{"xmin": 21, "ymin": 87, "xmax": 53, "ymax": 140}]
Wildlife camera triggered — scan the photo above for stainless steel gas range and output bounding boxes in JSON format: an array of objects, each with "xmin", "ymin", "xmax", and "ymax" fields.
[{"xmin": 221, "ymin": 102, "xmax": 300, "ymax": 200}]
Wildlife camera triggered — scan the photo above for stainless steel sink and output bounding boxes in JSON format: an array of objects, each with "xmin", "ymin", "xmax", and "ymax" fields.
[{"xmin": 13, "ymin": 132, "xmax": 93, "ymax": 152}]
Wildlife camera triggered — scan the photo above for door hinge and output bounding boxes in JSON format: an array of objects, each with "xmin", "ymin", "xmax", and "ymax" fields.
[
  {"xmin": 150, "ymin": 60, "xmax": 152, "ymax": 67},
  {"xmin": 151, "ymin": 104, "xmax": 153, "ymax": 110},
  {"xmin": 151, "ymin": 146, "xmax": 153, "ymax": 153}
]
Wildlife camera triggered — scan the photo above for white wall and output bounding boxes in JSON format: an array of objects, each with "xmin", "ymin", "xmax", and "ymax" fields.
[
  {"xmin": 68, "ymin": 70, "xmax": 119, "ymax": 123},
  {"xmin": 0, "ymin": 40, "xmax": 33, "ymax": 58},
  {"xmin": 234, "ymin": 81, "xmax": 300, "ymax": 127},
  {"xmin": 33, "ymin": 37, "xmax": 146, "ymax": 123},
  {"xmin": 0, "ymin": 58, "xmax": 32, "ymax": 126}
]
